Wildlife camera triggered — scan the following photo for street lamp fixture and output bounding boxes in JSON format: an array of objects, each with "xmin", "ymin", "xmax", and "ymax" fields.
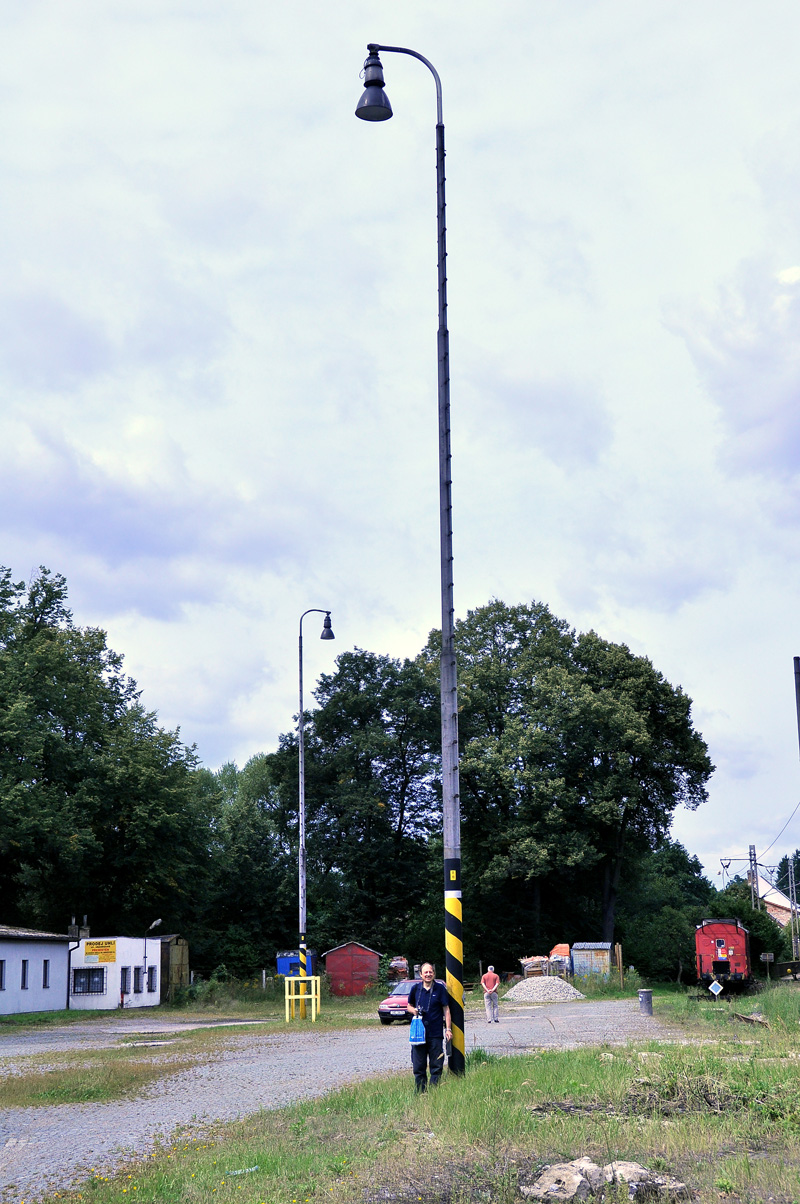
[
  {"xmin": 355, "ymin": 44, "xmax": 464, "ymax": 1075},
  {"xmin": 355, "ymin": 51, "xmax": 393, "ymax": 121},
  {"xmin": 298, "ymin": 609, "xmax": 335, "ymax": 1014}
]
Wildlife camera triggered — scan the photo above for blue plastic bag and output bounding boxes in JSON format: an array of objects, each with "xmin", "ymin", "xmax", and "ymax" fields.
[{"xmin": 409, "ymin": 1014, "xmax": 426, "ymax": 1044}]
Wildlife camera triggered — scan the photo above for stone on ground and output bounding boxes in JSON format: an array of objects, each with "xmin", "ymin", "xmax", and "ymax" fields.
[
  {"xmin": 504, "ymin": 977, "xmax": 586, "ymax": 1003},
  {"xmin": 519, "ymin": 1159, "xmax": 689, "ymax": 1200},
  {"xmin": 519, "ymin": 1164, "xmax": 591, "ymax": 1200}
]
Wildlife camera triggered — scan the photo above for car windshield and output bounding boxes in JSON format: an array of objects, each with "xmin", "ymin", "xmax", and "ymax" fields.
[{"xmin": 390, "ymin": 980, "xmax": 420, "ymax": 995}]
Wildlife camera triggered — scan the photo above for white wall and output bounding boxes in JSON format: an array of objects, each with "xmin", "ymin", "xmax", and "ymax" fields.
[
  {"xmin": 0, "ymin": 939, "xmax": 69, "ymax": 1015},
  {"xmin": 70, "ymin": 937, "xmax": 161, "ymax": 1010}
]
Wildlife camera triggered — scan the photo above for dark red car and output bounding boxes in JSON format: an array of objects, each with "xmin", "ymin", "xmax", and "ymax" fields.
[{"xmin": 377, "ymin": 978, "xmax": 421, "ymax": 1025}]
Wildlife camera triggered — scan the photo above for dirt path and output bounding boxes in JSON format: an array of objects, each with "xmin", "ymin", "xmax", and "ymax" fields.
[{"xmin": 0, "ymin": 1000, "xmax": 685, "ymax": 1200}]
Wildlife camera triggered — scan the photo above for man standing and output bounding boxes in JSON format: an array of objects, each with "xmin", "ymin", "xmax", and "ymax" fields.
[
  {"xmin": 407, "ymin": 962, "xmax": 452, "ymax": 1091},
  {"xmin": 481, "ymin": 964, "xmax": 500, "ymax": 1023}
]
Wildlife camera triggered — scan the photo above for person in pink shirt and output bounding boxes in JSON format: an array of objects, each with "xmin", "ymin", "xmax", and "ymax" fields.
[{"xmin": 481, "ymin": 965, "xmax": 500, "ymax": 1023}]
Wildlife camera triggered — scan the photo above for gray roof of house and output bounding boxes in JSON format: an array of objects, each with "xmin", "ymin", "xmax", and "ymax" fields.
[
  {"xmin": 0, "ymin": 924, "xmax": 72, "ymax": 942},
  {"xmin": 572, "ymin": 942, "xmax": 612, "ymax": 951}
]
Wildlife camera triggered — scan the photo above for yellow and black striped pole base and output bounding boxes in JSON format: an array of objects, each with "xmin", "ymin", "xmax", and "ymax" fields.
[
  {"xmin": 444, "ymin": 857, "xmax": 465, "ymax": 1075},
  {"xmin": 299, "ymin": 935, "xmax": 308, "ymax": 1020}
]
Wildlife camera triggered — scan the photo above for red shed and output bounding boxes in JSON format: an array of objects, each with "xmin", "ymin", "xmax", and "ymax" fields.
[{"xmin": 323, "ymin": 943, "xmax": 382, "ymax": 996}]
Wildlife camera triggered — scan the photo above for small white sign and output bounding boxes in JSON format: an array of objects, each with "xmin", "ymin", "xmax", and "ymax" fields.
[{"xmin": 708, "ymin": 980, "xmax": 724, "ymax": 996}]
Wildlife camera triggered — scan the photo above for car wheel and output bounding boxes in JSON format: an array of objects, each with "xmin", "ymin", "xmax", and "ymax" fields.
[{"xmin": 379, "ymin": 1015, "xmax": 393, "ymax": 1025}]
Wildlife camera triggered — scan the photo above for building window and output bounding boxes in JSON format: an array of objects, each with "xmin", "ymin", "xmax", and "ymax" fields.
[
  {"xmin": 43, "ymin": 959, "xmax": 50, "ymax": 989},
  {"xmin": 147, "ymin": 966, "xmax": 158, "ymax": 993},
  {"xmin": 133, "ymin": 966, "xmax": 143, "ymax": 994},
  {"xmin": 0, "ymin": 960, "xmax": 5, "ymax": 990},
  {"xmin": 72, "ymin": 967, "xmax": 106, "ymax": 995},
  {"xmin": 21, "ymin": 960, "xmax": 29, "ymax": 989},
  {"xmin": 120, "ymin": 966, "xmax": 131, "ymax": 995}
]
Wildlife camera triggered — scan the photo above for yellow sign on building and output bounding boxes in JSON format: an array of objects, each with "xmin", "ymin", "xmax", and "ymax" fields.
[{"xmin": 84, "ymin": 940, "xmax": 117, "ymax": 964}]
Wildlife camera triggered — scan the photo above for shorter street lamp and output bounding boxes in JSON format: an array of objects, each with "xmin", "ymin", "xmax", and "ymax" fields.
[
  {"xmin": 144, "ymin": 918, "xmax": 162, "ymax": 998},
  {"xmin": 298, "ymin": 610, "xmax": 335, "ymax": 1015}
]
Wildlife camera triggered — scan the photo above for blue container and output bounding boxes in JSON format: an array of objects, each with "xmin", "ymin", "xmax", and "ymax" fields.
[{"xmin": 276, "ymin": 949, "xmax": 317, "ymax": 977}]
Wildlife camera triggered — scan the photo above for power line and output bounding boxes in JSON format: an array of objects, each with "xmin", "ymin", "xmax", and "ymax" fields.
[
  {"xmin": 717, "ymin": 800, "xmax": 800, "ymax": 867},
  {"xmin": 760, "ymin": 798, "xmax": 800, "ymax": 858}
]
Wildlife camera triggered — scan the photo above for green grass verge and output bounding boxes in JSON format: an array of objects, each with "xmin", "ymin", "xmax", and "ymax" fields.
[
  {"xmin": 0, "ymin": 1025, "xmax": 278, "ymax": 1108},
  {"xmin": 0, "ymin": 1008, "xmax": 107, "ymax": 1028},
  {"xmin": 0, "ymin": 1040, "xmax": 208, "ymax": 1108}
]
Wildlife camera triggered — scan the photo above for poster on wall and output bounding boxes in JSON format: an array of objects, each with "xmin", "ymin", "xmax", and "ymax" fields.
[{"xmin": 84, "ymin": 940, "xmax": 116, "ymax": 963}]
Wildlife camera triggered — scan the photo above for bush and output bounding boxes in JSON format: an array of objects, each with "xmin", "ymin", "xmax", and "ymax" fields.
[
  {"xmin": 573, "ymin": 968, "xmax": 645, "ymax": 997},
  {"xmin": 170, "ymin": 974, "xmax": 283, "ymax": 1008},
  {"xmin": 377, "ymin": 955, "xmax": 392, "ymax": 993}
]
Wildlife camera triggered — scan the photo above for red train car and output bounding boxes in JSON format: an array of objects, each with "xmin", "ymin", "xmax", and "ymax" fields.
[{"xmin": 695, "ymin": 918, "xmax": 752, "ymax": 993}]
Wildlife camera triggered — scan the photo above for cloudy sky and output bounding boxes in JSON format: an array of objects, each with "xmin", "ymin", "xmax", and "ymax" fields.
[{"xmin": 3, "ymin": 1, "xmax": 800, "ymax": 885}]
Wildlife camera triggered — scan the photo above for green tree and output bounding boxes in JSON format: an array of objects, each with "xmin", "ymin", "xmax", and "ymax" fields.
[
  {"xmin": 188, "ymin": 758, "xmax": 297, "ymax": 977},
  {"xmin": 420, "ymin": 600, "xmax": 714, "ymax": 962},
  {"xmin": 0, "ymin": 566, "xmax": 208, "ymax": 934},
  {"xmin": 616, "ymin": 841, "xmax": 715, "ymax": 981},
  {"xmin": 265, "ymin": 649, "xmax": 441, "ymax": 961}
]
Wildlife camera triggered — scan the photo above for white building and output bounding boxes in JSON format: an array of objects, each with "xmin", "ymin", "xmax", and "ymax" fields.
[
  {"xmin": 0, "ymin": 925, "xmax": 71, "ymax": 1015},
  {"xmin": 70, "ymin": 936, "xmax": 162, "ymax": 1010}
]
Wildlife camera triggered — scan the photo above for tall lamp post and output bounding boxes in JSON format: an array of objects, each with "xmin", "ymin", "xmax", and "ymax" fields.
[
  {"xmin": 356, "ymin": 45, "xmax": 464, "ymax": 1076},
  {"xmin": 298, "ymin": 609, "xmax": 335, "ymax": 1014}
]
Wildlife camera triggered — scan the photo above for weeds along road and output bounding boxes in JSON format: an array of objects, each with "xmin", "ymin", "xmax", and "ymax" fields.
[{"xmin": 0, "ymin": 1001, "xmax": 684, "ymax": 1200}]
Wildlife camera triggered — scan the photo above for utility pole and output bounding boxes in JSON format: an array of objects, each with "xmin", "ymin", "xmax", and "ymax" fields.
[
  {"xmin": 789, "ymin": 857, "xmax": 800, "ymax": 959},
  {"xmin": 790, "ymin": 656, "xmax": 800, "ymax": 953},
  {"xmin": 749, "ymin": 844, "xmax": 761, "ymax": 910}
]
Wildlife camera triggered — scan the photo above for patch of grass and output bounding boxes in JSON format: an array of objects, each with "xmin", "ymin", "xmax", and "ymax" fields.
[
  {"xmin": 0, "ymin": 1007, "xmax": 104, "ymax": 1028},
  {"xmin": 464, "ymin": 1046, "xmax": 501, "ymax": 1070},
  {"xmin": 0, "ymin": 1043, "xmax": 203, "ymax": 1108},
  {"xmin": 657, "ymin": 979, "xmax": 800, "ymax": 1037}
]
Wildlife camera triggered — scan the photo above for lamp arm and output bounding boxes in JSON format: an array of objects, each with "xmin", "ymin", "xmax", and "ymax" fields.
[{"xmin": 366, "ymin": 44, "xmax": 442, "ymax": 123}]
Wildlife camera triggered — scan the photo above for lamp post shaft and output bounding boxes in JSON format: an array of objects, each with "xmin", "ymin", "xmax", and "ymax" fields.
[
  {"xmin": 298, "ymin": 623, "xmax": 307, "ymax": 944},
  {"xmin": 362, "ymin": 44, "xmax": 464, "ymax": 1075},
  {"xmin": 436, "ymin": 119, "xmax": 464, "ymax": 1077},
  {"xmin": 297, "ymin": 609, "xmax": 334, "ymax": 1017}
]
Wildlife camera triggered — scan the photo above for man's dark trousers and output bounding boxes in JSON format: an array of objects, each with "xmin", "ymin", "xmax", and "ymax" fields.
[{"xmin": 412, "ymin": 1034, "xmax": 445, "ymax": 1092}]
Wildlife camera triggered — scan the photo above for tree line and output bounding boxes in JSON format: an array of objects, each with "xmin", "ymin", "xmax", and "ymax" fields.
[{"xmin": 2, "ymin": 566, "xmax": 787, "ymax": 981}]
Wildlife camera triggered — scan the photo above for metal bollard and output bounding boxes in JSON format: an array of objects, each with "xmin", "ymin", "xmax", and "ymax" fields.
[{"xmin": 638, "ymin": 988, "xmax": 653, "ymax": 1016}]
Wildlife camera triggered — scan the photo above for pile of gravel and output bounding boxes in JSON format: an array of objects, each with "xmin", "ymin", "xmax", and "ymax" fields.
[{"xmin": 503, "ymin": 976, "xmax": 586, "ymax": 1003}]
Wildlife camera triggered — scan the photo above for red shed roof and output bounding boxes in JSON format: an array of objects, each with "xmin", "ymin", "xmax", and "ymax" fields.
[{"xmin": 322, "ymin": 942, "xmax": 382, "ymax": 957}]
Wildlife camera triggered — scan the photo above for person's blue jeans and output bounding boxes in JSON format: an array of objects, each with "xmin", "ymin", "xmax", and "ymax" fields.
[{"xmin": 411, "ymin": 1034, "xmax": 445, "ymax": 1091}]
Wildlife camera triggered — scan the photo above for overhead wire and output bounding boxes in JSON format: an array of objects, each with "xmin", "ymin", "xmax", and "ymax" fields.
[{"xmin": 759, "ymin": 798, "xmax": 800, "ymax": 859}]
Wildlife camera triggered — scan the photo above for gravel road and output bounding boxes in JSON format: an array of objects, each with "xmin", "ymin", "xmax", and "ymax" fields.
[{"xmin": 0, "ymin": 1001, "xmax": 684, "ymax": 1200}]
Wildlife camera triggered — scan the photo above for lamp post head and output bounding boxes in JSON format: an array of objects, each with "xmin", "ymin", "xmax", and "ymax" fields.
[
  {"xmin": 148, "ymin": 918, "xmax": 163, "ymax": 931},
  {"xmin": 320, "ymin": 613, "xmax": 335, "ymax": 640},
  {"xmin": 355, "ymin": 50, "xmax": 393, "ymax": 121}
]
